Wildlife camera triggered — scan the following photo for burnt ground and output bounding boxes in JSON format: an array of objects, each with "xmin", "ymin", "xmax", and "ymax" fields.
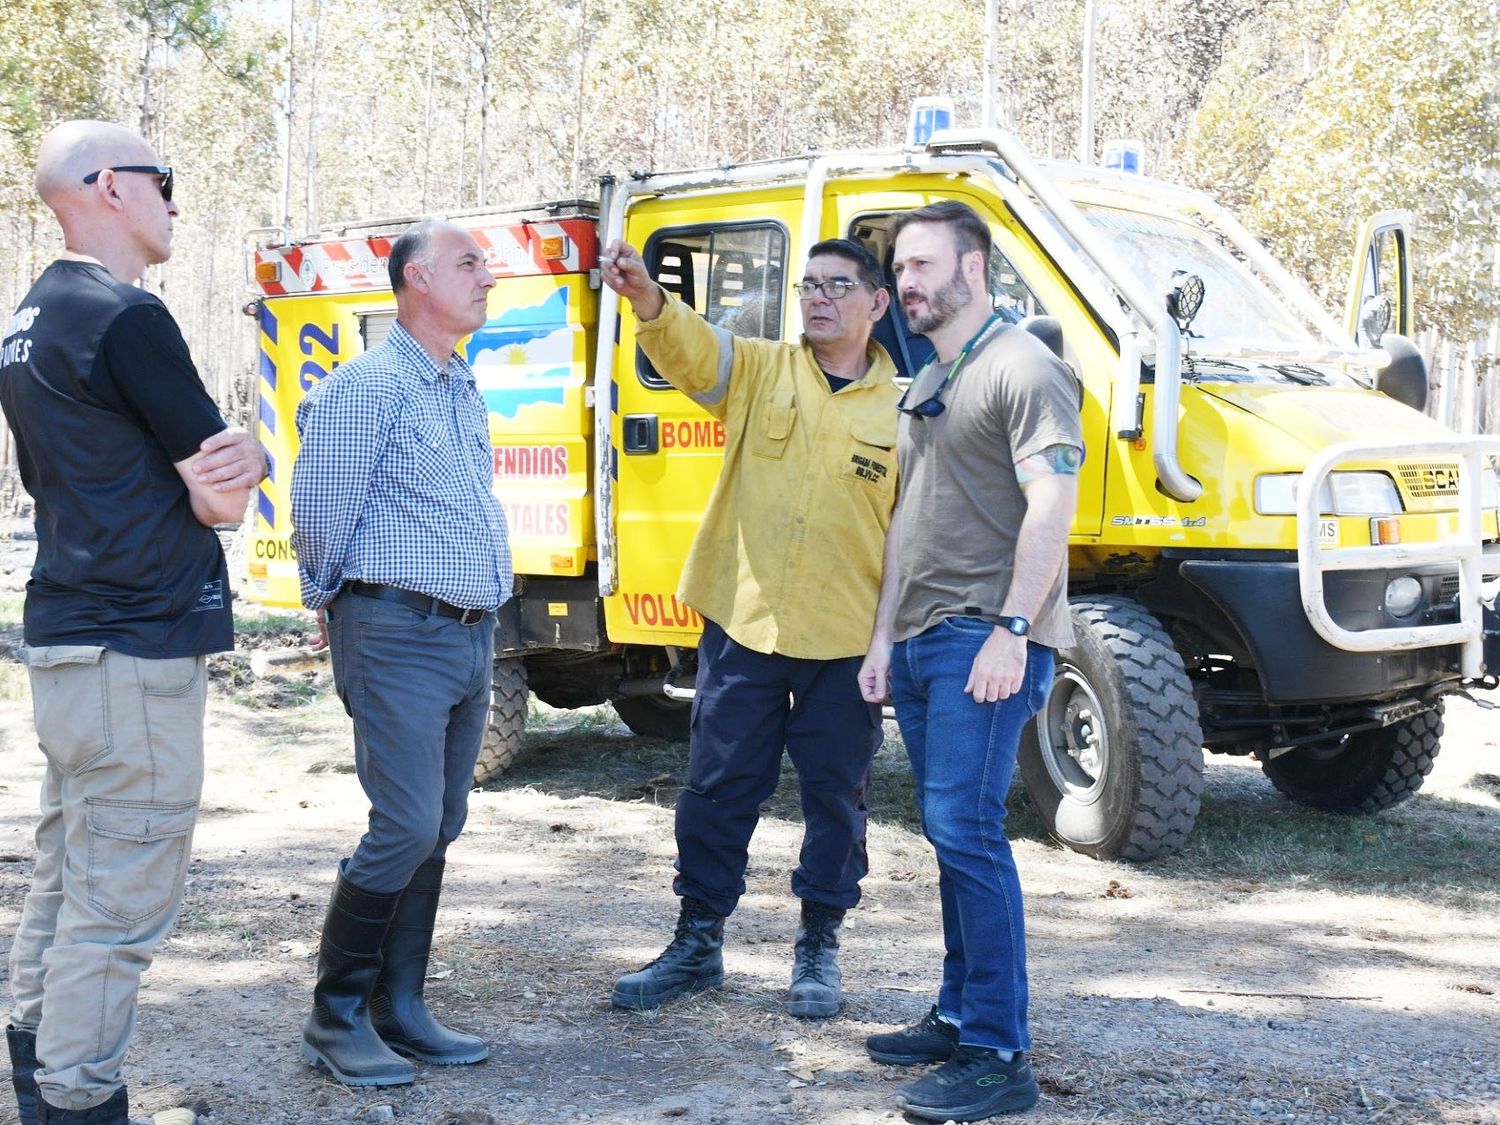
[{"xmin": 0, "ymin": 525, "xmax": 1497, "ymax": 1125}]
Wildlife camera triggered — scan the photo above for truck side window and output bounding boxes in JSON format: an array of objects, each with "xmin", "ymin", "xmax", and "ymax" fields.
[
  {"xmin": 637, "ymin": 223, "xmax": 788, "ymax": 390},
  {"xmin": 989, "ymin": 247, "xmax": 1047, "ymax": 324},
  {"xmin": 359, "ymin": 311, "xmax": 397, "ymax": 351}
]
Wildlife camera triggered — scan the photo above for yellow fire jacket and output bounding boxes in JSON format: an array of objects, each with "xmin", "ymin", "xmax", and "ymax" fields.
[{"xmin": 635, "ymin": 293, "xmax": 901, "ymax": 659}]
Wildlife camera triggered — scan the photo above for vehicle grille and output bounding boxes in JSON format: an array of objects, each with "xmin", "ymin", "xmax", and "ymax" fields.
[{"xmin": 1398, "ymin": 462, "xmax": 1461, "ymax": 498}]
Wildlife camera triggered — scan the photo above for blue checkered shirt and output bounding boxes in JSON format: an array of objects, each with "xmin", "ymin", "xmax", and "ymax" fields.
[{"xmin": 290, "ymin": 321, "xmax": 512, "ymax": 612}]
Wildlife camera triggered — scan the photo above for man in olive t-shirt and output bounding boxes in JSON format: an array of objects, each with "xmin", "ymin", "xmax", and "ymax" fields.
[{"xmin": 859, "ymin": 201, "xmax": 1082, "ymax": 1123}]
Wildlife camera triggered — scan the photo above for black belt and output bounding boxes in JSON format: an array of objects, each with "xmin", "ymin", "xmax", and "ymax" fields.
[{"xmin": 343, "ymin": 581, "xmax": 488, "ymax": 626}]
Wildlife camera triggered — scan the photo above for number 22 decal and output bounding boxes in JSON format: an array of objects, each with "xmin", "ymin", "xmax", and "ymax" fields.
[{"xmin": 298, "ymin": 322, "xmax": 341, "ymax": 390}]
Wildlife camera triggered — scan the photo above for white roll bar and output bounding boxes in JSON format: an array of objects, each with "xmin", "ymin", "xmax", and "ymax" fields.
[
  {"xmin": 922, "ymin": 128, "xmax": 1199, "ymax": 501},
  {"xmin": 1297, "ymin": 437, "xmax": 1500, "ymax": 678}
]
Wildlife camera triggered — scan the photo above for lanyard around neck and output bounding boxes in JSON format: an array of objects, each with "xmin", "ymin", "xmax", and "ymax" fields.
[{"xmin": 900, "ymin": 312, "xmax": 1003, "ymax": 412}]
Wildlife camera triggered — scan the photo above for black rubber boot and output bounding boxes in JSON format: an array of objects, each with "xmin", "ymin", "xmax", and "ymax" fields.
[
  {"xmin": 787, "ymin": 900, "xmax": 845, "ymax": 1018},
  {"xmin": 300, "ymin": 865, "xmax": 415, "ymax": 1087},
  {"xmin": 35, "ymin": 1086, "xmax": 128, "ymax": 1124},
  {"xmin": 610, "ymin": 897, "xmax": 725, "ymax": 1011},
  {"xmin": 369, "ymin": 858, "xmax": 487, "ymax": 1065},
  {"xmin": 7, "ymin": 1024, "xmax": 39, "ymax": 1125}
]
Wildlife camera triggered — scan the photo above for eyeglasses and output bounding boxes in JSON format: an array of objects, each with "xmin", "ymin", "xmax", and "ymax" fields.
[
  {"xmin": 792, "ymin": 278, "xmax": 869, "ymax": 300},
  {"xmin": 82, "ymin": 165, "xmax": 174, "ymax": 203}
]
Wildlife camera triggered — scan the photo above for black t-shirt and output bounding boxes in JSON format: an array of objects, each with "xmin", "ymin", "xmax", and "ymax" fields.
[{"xmin": 0, "ymin": 260, "xmax": 234, "ymax": 656}]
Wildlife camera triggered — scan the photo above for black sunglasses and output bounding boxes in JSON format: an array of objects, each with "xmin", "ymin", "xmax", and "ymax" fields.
[
  {"xmin": 896, "ymin": 361, "xmax": 962, "ymax": 418},
  {"xmin": 898, "ymin": 394, "xmax": 947, "ymax": 418},
  {"xmin": 82, "ymin": 165, "xmax": 174, "ymax": 203}
]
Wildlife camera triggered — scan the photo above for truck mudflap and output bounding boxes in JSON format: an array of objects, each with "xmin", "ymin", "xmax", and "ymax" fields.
[
  {"xmin": 494, "ymin": 575, "xmax": 606, "ymax": 655},
  {"xmin": 1297, "ymin": 436, "xmax": 1500, "ymax": 679}
]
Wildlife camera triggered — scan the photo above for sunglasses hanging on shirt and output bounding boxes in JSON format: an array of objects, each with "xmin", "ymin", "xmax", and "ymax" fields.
[{"xmin": 896, "ymin": 313, "xmax": 1003, "ymax": 418}]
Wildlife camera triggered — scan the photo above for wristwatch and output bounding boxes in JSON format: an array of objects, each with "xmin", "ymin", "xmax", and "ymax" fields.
[{"xmin": 997, "ymin": 615, "xmax": 1030, "ymax": 637}]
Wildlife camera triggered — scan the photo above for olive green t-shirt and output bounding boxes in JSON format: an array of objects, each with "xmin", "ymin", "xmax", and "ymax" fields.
[{"xmin": 891, "ymin": 322, "xmax": 1082, "ymax": 650}]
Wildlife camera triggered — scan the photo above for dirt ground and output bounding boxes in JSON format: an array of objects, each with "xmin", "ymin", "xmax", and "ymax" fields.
[{"xmin": 0, "ymin": 528, "xmax": 1498, "ymax": 1125}]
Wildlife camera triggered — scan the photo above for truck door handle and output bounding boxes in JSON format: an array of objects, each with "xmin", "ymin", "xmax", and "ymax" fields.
[{"xmin": 623, "ymin": 414, "xmax": 659, "ymax": 455}]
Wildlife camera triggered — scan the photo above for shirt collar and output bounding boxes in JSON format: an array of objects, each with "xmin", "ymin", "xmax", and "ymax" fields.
[
  {"xmin": 387, "ymin": 320, "xmax": 476, "ymax": 384},
  {"xmin": 797, "ymin": 337, "xmax": 899, "ymax": 389}
]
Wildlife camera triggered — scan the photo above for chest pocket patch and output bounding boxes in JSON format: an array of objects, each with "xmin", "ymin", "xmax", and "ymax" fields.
[
  {"xmin": 839, "ymin": 418, "xmax": 896, "ymax": 493},
  {"xmin": 401, "ymin": 416, "xmax": 455, "ymax": 485}
]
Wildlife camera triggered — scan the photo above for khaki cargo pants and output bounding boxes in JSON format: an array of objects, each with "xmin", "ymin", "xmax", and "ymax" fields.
[{"xmin": 7, "ymin": 645, "xmax": 205, "ymax": 1112}]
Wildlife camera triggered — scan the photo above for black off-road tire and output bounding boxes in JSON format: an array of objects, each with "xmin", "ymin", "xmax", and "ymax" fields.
[
  {"xmin": 1019, "ymin": 596, "xmax": 1204, "ymax": 861},
  {"xmin": 473, "ymin": 657, "xmax": 528, "ymax": 785},
  {"xmin": 1260, "ymin": 702, "xmax": 1443, "ymax": 813},
  {"xmin": 611, "ymin": 695, "xmax": 692, "ymax": 741}
]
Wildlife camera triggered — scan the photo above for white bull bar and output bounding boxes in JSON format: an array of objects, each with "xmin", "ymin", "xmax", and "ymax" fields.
[{"xmin": 1297, "ymin": 437, "xmax": 1500, "ymax": 679}]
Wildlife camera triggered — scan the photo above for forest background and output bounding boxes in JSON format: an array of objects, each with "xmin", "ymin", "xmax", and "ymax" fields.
[{"xmin": 1, "ymin": 0, "xmax": 1498, "ymax": 439}]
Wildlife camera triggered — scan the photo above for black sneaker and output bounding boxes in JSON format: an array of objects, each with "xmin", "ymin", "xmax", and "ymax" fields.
[
  {"xmin": 865, "ymin": 1005, "xmax": 960, "ymax": 1065},
  {"xmin": 896, "ymin": 1044, "xmax": 1040, "ymax": 1121}
]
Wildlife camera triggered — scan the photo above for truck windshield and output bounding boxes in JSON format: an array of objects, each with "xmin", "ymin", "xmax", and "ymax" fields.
[{"xmin": 1079, "ymin": 207, "xmax": 1315, "ymax": 344}]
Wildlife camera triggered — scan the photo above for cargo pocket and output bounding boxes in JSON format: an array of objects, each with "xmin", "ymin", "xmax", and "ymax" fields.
[
  {"xmin": 751, "ymin": 391, "xmax": 797, "ymax": 460},
  {"xmin": 19, "ymin": 645, "xmax": 111, "ymax": 776},
  {"xmin": 85, "ymin": 799, "xmax": 198, "ymax": 925}
]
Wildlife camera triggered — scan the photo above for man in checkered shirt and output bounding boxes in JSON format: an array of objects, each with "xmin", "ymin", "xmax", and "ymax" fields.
[{"xmin": 290, "ymin": 219, "xmax": 511, "ymax": 1088}]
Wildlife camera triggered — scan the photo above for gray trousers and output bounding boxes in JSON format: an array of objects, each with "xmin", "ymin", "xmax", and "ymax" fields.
[
  {"xmin": 327, "ymin": 591, "xmax": 495, "ymax": 895},
  {"xmin": 8, "ymin": 646, "xmax": 205, "ymax": 1111}
]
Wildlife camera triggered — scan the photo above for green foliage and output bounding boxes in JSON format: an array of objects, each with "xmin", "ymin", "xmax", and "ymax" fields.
[
  {"xmin": 0, "ymin": 0, "xmax": 1494, "ymax": 417},
  {"xmin": 1185, "ymin": 0, "xmax": 1500, "ymax": 338},
  {"xmin": 0, "ymin": 0, "xmax": 117, "ymax": 152}
]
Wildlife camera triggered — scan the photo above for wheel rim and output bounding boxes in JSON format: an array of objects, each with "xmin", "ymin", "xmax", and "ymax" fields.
[{"xmin": 1035, "ymin": 663, "xmax": 1108, "ymax": 802}]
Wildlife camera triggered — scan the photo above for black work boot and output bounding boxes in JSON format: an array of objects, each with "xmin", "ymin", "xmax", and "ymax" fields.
[
  {"xmin": 787, "ymin": 900, "xmax": 846, "ymax": 1018},
  {"xmin": 610, "ymin": 897, "xmax": 725, "ymax": 1011},
  {"xmin": 7, "ymin": 1024, "xmax": 39, "ymax": 1125},
  {"xmin": 370, "ymin": 858, "xmax": 487, "ymax": 1065},
  {"xmin": 301, "ymin": 865, "xmax": 415, "ymax": 1086},
  {"xmin": 35, "ymin": 1086, "xmax": 128, "ymax": 1124}
]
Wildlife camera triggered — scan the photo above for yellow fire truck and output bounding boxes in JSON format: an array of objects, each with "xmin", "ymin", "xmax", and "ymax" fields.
[{"xmin": 244, "ymin": 126, "xmax": 1500, "ymax": 861}]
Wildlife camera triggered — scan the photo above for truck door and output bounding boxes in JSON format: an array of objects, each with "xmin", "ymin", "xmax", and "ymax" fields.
[
  {"xmin": 605, "ymin": 191, "xmax": 801, "ymax": 646},
  {"xmin": 1344, "ymin": 210, "xmax": 1413, "ymax": 346}
]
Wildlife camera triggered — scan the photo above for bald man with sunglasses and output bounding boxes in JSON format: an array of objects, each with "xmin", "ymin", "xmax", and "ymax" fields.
[{"xmin": 1, "ymin": 120, "xmax": 265, "ymax": 1125}]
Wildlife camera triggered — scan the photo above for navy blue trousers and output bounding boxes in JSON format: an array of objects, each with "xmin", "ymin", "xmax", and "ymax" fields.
[{"xmin": 672, "ymin": 618, "xmax": 883, "ymax": 917}]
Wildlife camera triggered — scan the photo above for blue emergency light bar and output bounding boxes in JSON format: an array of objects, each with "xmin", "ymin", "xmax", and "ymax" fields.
[{"xmin": 908, "ymin": 98, "xmax": 955, "ymax": 147}]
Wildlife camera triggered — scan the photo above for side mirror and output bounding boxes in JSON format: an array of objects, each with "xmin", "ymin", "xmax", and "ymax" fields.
[
  {"xmin": 1374, "ymin": 333, "xmax": 1428, "ymax": 413},
  {"xmin": 1356, "ymin": 293, "xmax": 1393, "ymax": 348}
]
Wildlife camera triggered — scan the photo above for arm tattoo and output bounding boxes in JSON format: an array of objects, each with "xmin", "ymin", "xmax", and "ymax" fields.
[{"xmin": 1015, "ymin": 442, "xmax": 1084, "ymax": 485}]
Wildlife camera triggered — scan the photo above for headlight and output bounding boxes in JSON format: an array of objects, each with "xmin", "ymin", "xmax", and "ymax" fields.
[
  {"xmin": 1254, "ymin": 472, "xmax": 1403, "ymax": 516},
  {"xmin": 1383, "ymin": 575, "xmax": 1423, "ymax": 617}
]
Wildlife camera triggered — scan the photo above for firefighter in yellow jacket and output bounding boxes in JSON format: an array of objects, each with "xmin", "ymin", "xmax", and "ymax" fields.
[{"xmin": 603, "ymin": 237, "xmax": 899, "ymax": 1018}]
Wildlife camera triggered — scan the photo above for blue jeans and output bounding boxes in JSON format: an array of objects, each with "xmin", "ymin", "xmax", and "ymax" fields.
[
  {"xmin": 327, "ymin": 591, "xmax": 495, "ymax": 894},
  {"xmin": 891, "ymin": 616, "xmax": 1054, "ymax": 1054}
]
